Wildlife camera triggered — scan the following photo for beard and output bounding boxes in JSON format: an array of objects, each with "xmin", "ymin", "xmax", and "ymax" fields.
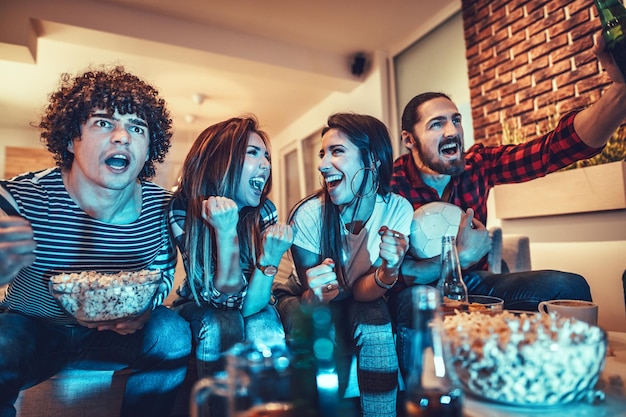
[{"xmin": 416, "ymin": 136, "xmax": 465, "ymax": 176}]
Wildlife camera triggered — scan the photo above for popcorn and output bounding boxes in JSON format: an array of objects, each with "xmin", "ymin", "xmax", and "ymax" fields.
[
  {"xmin": 50, "ymin": 270, "xmax": 161, "ymax": 323},
  {"xmin": 442, "ymin": 311, "xmax": 607, "ymax": 406}
]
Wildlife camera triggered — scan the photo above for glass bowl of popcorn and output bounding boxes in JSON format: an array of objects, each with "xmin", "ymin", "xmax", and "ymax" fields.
[
  {"xmin": 442, "ymin": 310, "xmax": 607, "ymax": 407},
  {"xmin": 49, "ymin": 269, "xmax": 162, "ymax": 325}
]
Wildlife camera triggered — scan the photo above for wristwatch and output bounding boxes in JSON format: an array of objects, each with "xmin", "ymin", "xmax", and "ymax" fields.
[{"xmin": 256, "ymin": 263, "xmax": 278, "ymax": 277}]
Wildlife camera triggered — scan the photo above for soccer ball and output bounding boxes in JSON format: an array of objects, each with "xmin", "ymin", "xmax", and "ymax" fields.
[{"xmin": 409, "ymin": 202, "xmax": 463, "ymax": 259}]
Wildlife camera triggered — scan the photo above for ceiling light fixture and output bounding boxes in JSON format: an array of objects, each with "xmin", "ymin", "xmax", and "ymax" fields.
[{"xmin": 192, "ymin": 93, "xmax": 206, "ymax": 105}]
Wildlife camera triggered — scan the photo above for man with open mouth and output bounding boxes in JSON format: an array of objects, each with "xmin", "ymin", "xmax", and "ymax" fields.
[
  {"xmin": 0, "ymin": 65, "xmax": 192, "ymax": 417},
  {"xmin": 388, "ymin": 31, "xmax": 626, "ymax": 383}
]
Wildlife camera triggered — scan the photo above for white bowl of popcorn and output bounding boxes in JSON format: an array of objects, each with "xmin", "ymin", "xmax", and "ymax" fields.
[
  {"xmin": 49, "ymin": 269, "xmax": 162, "ymax": 325},
  {"xmin": 442, "ymin": 310, "xmax": 607, "ymax": 406}
]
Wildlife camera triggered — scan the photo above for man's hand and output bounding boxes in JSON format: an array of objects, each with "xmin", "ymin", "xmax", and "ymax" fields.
[
  {"xmin": 456, "ymin": 208, "xmax": 491, "ymax": 269},
  {"xmin": 593, "ymin": 33, "xmax": 625, "ymax": 84},
  {"xmin": 0, "ymin": 216, "xmax": 37, "ymax": 285},
  {"xmin": 85, "ymin": 308, "xmax": 152, "ymax": 335}
]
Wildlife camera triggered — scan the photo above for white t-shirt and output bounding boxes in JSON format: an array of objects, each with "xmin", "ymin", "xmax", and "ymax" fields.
[{"xmin": 291, "ymin": 193, "xmax": 413, "ymax": 288}]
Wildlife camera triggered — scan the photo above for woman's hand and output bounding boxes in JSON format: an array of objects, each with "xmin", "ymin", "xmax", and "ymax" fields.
[
  {"xmin": 202, "ymin": 196, "xmax": 239, "ymax": 237},
  {"xmin": 378, "ymin": 226, "xmax": 408, "ymax": 275},
  {"xmin": 202, "ymin": 196, "xmax": 242, "ymax": 292},
  {"xmin": 259, "ymin": 223, "xmax": 294, "ymax": 267},
  {"xmin": 306, "ymin": 258, "xmax": 339, "ymax": 303}
]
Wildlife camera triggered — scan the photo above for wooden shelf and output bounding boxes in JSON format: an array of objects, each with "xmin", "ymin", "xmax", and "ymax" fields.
[
  {"xmin": 5, "ymin": 146, "xmax": 54, "ymax": 179},
  {"xmin": 493, "ymin": 161, "xmax": 626, "ymax": 219}
]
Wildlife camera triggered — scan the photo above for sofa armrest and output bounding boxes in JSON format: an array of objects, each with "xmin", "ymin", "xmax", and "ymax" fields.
[
  {"xmin": 488, "ymin": 227, "xmax": 503, "ymax": 274},
  {"xmin": 488, "ymin": 227, "xmax": 532, "ymax": 274},
  {"xmin": 501, "ymin": 233, "xmax": 531, "ymax": 273}
]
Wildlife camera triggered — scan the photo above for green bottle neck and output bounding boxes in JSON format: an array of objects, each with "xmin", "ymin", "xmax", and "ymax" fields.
[
  {"xmin": 595, "ymin": 0, "xmax": 626, "ymax": 23},
  {"xmin": 595, "ymin": 0, "xmax": 624, "ymax": 7}
]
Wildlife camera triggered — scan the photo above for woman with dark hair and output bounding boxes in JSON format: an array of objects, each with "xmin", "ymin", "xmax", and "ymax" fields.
[
  {"xmin": 274, "ymin": 113, "xmax": 413, "ymax": 417},
  {"xmin": 169, "ymin": 115, "xmax": 293, "ymax": 377}
]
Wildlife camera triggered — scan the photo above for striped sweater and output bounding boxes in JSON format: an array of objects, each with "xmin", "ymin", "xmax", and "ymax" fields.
[{"xmin": 0, "ymin": 168, "xmax": 176, "ymax": 325}]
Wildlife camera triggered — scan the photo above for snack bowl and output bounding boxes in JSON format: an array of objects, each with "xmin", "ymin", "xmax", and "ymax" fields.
[
  {"xmin": 442, "ymin": 295, "xmax": 504, "ymax": 315},
  {"xmin": 467, "ymin": 295, "xmax": 504, "ymax": 312},
  {"xmin": 49, "ymin": 269, "xmax": 162, "ymax": 325},
  {"xmin": 442, "ymin": 310, "xmax": 607, "ymax": 407}
]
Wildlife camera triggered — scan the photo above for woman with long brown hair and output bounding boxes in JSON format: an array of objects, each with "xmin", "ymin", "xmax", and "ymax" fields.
[{"xmin": 169, "ymin": 115, "xmax": 292, "ymax": 378}]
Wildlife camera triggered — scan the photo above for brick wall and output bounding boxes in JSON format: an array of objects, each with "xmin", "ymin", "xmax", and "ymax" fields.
[{"xmin": 461, "ymin": 0, "xmax": 612, "ymax": 146}]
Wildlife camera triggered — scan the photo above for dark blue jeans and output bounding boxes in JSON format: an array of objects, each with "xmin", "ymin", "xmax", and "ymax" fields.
[
  {"xmin": 0, "ymin": 306, "xmax": 191, "ymax": 417},
  {"xmin": 389, "ymin": 269, "xmax": 592, "ymax": 381},
  {"xmin": 173, "ymin": 300, "xmax": 286, "ymax": 377},
  {"xmin": 172, "ymin": 301, "xmax": 287, "ymax": 417}
]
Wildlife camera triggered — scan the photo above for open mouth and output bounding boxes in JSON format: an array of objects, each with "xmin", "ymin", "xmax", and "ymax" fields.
[
  {"xmin": 440, "ymin": 139, "xmax": 461, "ymax": 156},
  {"xmin": 249, "ymin": 177, "xmax": 266, "ymax": 192},
  {"xmin": 325, "ymin": 174, "xmax": 343, "ymax": 189},
  {"xmin": 105, "ymin": 154, "xmax": 130, "ymax": 169}
]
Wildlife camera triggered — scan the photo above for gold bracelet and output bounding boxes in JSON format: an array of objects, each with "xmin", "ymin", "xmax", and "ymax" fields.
[{"xmin": 374, "ymin": 267, "xmax": 398, "ymax": 290}]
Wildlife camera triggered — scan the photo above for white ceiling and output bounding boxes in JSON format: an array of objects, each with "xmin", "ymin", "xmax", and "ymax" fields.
[{"xmin": 0, "ymin": 0, "xmax": 460, "ymax": 148}]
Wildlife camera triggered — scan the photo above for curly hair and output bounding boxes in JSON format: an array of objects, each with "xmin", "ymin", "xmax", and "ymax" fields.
[{"xmin": 39, "ymin": 65, "xmax": 172, "ymax": 181}]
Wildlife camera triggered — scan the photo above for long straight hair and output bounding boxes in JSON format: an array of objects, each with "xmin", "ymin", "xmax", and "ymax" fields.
[
  {"xmin": 174, "ymin": 116, "xmax": 271, "ymax": 303},
  {"xmin": 290, "ymin": 113, "xmax": 393, "ymax": 289}
]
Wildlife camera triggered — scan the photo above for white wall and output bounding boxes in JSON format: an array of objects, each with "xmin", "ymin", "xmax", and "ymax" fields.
[
  {"xmin": 0, "ymin": 127, "xmax": 40, "ymax": 146},
  {"xmin": 501, "ymin": 210, "xmax": 626, "ymax": 332},
  {"xmin": 0, "ymin": 126, "xmax": 42, "ymax": 179},
  {"xmin": 393, "ymin": 12, "xmax": 474, "ymax": 150},
  {"xmin": 271, "ymin": 51, "xmax": 389, "ymax": 221}
]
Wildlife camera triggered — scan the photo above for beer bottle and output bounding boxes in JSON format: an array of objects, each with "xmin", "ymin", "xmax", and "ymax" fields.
[
  {"xmin": 289, "ymin": 301, "xmax": 342, "ymax": 417},
  {"xmin": 594, "ymin": 0, "xmax": 626, "ymax": 80},
  {"xmin": 404, "ymin": 286, "xmax": 463, "ymax": 417},
  {"xmin": 437, "ymin": 236, "xmax": 468, "ymax": 313}
]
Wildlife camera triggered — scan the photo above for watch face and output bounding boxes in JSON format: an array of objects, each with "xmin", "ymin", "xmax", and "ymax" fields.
[{"xmin": 260, "ymin": 265, "xmax": 278, "ymax": 276}]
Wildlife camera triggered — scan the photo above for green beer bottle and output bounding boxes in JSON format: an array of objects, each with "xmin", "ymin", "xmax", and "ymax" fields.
[{"xmin": 594, "ymin": 0, "xmax": 626, "ymax": 80}]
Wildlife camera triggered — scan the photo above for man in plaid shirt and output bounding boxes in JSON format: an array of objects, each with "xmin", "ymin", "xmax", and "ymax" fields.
[{"xmin": 389, "ymin": 33, "xmax": 626, "ymax": 380}]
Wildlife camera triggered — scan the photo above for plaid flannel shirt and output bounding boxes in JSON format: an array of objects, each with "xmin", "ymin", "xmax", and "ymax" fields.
[{"xmin": 391, "ymin": 110, "xmax": 602, "ymax": 272}]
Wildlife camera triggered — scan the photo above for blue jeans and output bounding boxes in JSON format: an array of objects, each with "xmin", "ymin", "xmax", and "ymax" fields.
[
  {"xmin": 0, "ymin": 306, "xmax": 192, "ymax": 417},
  {"xmin": 173, "ymin": 300, "xmax": 286, "ymax": 377},
  {"xmin": 277, "ymin": 295, "xmax": 398, "ymax": 417},
  {"xmin": 389, "ymin": 269, "xmax": 592, "ymax": 381}
]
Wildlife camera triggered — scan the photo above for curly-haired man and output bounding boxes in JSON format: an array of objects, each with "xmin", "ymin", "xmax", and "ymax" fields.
[{"xmin": 0, "ymin": 66, "xmax": 191, "ymax": 417}]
